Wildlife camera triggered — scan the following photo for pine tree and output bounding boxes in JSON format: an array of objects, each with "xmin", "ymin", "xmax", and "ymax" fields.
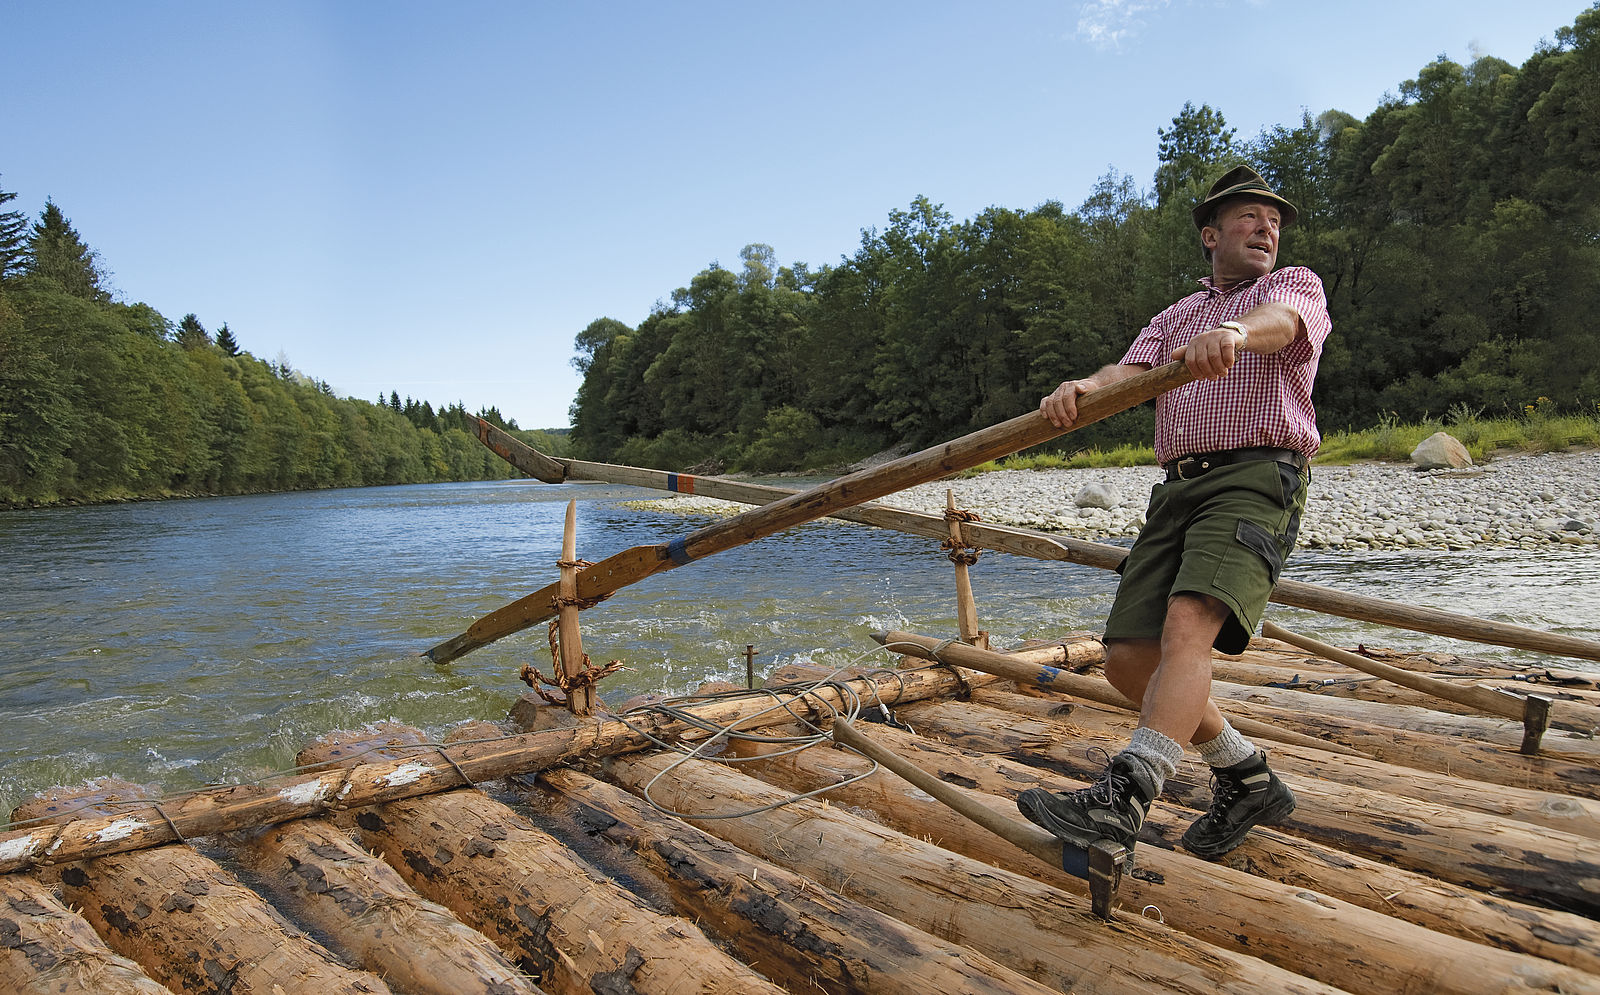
[
  {"xmin": 177, "ymin": 313, "xmax": 211, "ymax": 350},
  {"xmin": 0, "ymin": 176, "xmax": 27, "ymax": 282},
  {"xmin": 214, "ymin": 323, "xmax": 240, "ymax": 356},
  {"xmin": 27, "ymin": 199, "xmax": 109, "ymax": 300}
]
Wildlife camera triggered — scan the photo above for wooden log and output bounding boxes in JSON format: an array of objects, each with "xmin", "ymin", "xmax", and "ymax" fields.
[
  {"xmin": 1264, "ymin": 621, "xmax": 1600, "ymax": 736},
  {"xmin": 0, "ymin": 668, "xmax": 971, "ymax": 874},
  {"xmin": 530, "ymin": 767, "xmax": 1064, "ymax": 995},
  {"xmin": 425, "ymin": 360, "xmax": 1195, "ymax": 663},
  {"xmin": 0, "ymin": 874, "xmax": 172, "ymax": 995},
  {"xmin": 1206, "ymin": 676, "xmax": 1600, "ymax": 759},
  {"xmin": 1206, "ymin": 693, "xmax": 1600, "ymax": 800},
  {"xmin": 232, "ymin": 817, "xmax": 544, "ymax": 995},
  {"xmin": 474, "ymin": 421, "xmax": 1600, "ymax": 664},
  {"xmin": 975, "ymin": 687, "xmax": 1600, "ymax": 838},
  {"xmin": 894, "ymin": 698, "xmax": 1600, "ymax": 916},
  {"xmin": 727, "ymin": 724, "xmax": 1600, "ymax": 993},
  {"xmin": 300, "ymin": 730, "xmax": 789, "ymax": 995},
  {"xmin": 599, "ymin": 752, "xmax": 1344, "ymax": 995},
  {"xmin": 12, "ymin": 785, "xmax": 393, "ymax": 995},
  {"xmin": 876, "ymin": 629, "xmax": 1373, "ymax": 757},
  {"xmin": 726, "ymin": 724, "xmax": 1600, "ymax": 979}
]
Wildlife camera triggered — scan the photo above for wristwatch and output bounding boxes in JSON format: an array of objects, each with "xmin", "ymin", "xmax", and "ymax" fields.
[{"xmin": 1219, "ymin": 320, "xmax": 1249, "ymax": 350}]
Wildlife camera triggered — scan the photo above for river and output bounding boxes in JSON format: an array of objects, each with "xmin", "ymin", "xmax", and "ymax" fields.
[{"xmin": 3, "ymin": 479, "xmax": 1598, "ymax": 820}]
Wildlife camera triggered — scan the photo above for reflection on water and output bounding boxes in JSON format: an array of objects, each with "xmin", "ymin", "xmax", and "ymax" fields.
[{"xmin": 2, "ymin": 479, "xmax": 1596, "ymax": 818}]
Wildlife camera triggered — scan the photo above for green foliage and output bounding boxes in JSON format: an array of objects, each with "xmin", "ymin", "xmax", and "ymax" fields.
[
  {"xmin": 0, "ymin": 176, "xmax": 26, "ymax": 282},
  {"xmin": 562, "ymin": 5, "xmax": 1600, "ymax": 472},
  {"xmin": 27, "ymin": 200, "xmax": 109, "ymax": 301}
]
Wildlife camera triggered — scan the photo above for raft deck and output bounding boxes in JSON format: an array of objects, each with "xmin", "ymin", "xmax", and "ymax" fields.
[{"xmin": 3, "ymin": 633, "xmax": 1599, "ymax": 995}]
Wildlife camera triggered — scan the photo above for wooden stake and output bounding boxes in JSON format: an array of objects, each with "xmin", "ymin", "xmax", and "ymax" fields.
[
  {"xmin": 945, "ymin": 490, "xmax": 984, "ymax": 647},
  {"xmin": 557, "ymin": 499, "xmax": 595, "ymax": 716}
]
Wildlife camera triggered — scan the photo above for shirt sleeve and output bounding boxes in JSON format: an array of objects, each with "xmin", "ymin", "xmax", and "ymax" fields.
[
  {"xmin": 1261, "ymin": 267, "xmax": 1331, "ymax": 366},
  {"xmin": 1120, "ymin": 305, "xmax": 1175, "ymax": 367}
]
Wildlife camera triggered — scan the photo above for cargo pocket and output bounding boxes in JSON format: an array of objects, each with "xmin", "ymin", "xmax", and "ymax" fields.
[{"xmin": 1233, "ymin": 518, "xmax": 1285, "ymax": 584}]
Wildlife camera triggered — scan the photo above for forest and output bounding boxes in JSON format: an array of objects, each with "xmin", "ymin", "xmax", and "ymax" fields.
[
  {"xmin": 2, "ymin": 7, "xmax": 1596, "ymax": 506},
  {"xmin": 570, "ymin": 6, "xmax": 1600, "ymax": 473},
  {"xmin": 0, "ymin": 197, "xmax": 568, "ymax": 507}
]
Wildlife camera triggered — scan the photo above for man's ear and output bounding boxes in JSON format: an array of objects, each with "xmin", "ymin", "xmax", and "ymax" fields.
[{"xmin": 1201, "ymin": 226, "xmax": 1220, "ymax": 251}]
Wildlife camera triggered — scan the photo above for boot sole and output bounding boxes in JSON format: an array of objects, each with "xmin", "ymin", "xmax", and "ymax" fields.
[{"xmin": 1180, "ymin": 794, "xmax": 1296, "ymax": 858}]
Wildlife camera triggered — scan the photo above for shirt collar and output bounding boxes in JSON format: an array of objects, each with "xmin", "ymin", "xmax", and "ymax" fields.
[{"xmin": 1200, "ymin": 273, "xmax": 1264, "ymax": 296}]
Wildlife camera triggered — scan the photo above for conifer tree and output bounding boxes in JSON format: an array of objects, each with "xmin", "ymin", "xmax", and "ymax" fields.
[
  {"xmin": 177, "ymin": 313, "xmax": 211, "ymax": 350},
  {"xmin": 213, "ymin": 322, "xmax": 240, "ymax": 356},
  {"xmin": 0, "ymin": 176, "xmax": 26, "ymax": 282},
  {"xmin": 27, "ymin": 199, "xmax": 109, "ymax": 300}
]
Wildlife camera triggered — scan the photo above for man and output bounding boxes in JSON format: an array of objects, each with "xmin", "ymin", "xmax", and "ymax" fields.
[{"xmin": 1017, "ymin": 165, "xmax": 1331, "ymax": 862}]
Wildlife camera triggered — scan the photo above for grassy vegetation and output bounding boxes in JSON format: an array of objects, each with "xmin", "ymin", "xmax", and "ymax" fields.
[{"xmin": 969, "ymin": 402, "xmax": 1600, "ymax": 472}]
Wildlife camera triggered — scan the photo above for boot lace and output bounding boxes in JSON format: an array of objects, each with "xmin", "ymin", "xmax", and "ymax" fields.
[{"xmin": 1200, "ymin": 767, "xmax": 1247, "ymax": 826}]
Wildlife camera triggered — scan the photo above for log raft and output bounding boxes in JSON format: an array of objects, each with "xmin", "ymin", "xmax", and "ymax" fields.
[{"xmin": 3, "ymin": 636, "xmax": 1600, "ymax": 994}]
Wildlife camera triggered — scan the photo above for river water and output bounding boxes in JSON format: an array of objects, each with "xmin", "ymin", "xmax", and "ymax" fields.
[{"xmin": 3, "ymin": 479, "xmax": 1598, "ymax": 820}]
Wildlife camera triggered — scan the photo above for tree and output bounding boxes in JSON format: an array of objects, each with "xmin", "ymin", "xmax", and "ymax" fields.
[
  {"xmin": 214, "ymin": 322, "xmax": 240, "ymax": 356},
  {"xmin": 27, "ymin": 200, "xmax": 109, "ymax": 301},
  {"xmin": 0, "ymin": 176, "xmax": 26, "ymax": 282},
  {"xmin": 176, "ymin": 313, "xmax": 211, "ymax": 350},
  {"xmin": 1154, "ymin": 102, "xmax": 1236, "ymax": 206}
]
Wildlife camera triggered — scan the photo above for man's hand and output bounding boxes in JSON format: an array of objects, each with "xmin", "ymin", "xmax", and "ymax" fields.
[
  {"xmin": 1173, "ymin": 324, "xmax": 1248, "ymax": 380},
  {"xmin": 1041, "ymin": 379, "xmax": 1097, "ymax": 428}
]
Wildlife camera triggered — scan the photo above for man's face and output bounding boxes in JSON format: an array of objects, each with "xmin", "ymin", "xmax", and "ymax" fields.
[{"xmin": 1203, "ymin": 198, "xmax": 1281, "ymax": 283}]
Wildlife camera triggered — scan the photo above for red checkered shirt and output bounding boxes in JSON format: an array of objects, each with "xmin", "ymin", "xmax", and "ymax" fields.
[{"xmin": 1120, "ymin": 266, "xmax": 1332, "ymax": 465}]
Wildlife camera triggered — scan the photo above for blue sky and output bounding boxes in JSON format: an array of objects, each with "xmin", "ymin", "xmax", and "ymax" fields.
[{"xmin": 5, "ymin": 1, "xmax": 1589, "ymax": 430}]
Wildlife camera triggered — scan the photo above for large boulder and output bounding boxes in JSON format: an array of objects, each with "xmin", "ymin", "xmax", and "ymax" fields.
[
  {"xmin": 1410, "ymin": 431, "xmax": 1472, "ymax": 470},
  {"xmin": 1074, "ymin": 481, "xmax": 1121, "ymax": 509}
]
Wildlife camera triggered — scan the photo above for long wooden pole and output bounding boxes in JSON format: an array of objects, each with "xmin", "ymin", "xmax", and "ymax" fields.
[
  {"xmin": 425, "ymin": 360, "xmax": 1193, "ymax": 663},
  {"xmin": 1262, "ymin": 620, "xmax": 1599, "ymax": 737},
  {"xmin": 475, "ymin": 420, "xmax": 1600, "ymax": 664}
]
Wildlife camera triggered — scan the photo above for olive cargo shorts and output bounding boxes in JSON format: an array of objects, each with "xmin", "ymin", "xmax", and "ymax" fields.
[{"xmin": 1104, "ymin": 459, "xmax": 1307, "ymax": 654}]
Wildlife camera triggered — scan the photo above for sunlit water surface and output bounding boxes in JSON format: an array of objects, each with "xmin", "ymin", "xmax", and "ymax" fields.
[{"xmin": 3, "ymin": 479, "xmax": 1596, "ymax": 818}]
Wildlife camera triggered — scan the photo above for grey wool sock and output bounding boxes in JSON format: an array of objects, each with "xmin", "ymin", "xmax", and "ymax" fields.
[
  {"xmin": 1122, "ymin": 726, "xmax": 1183, "ymax": 793},
  {"xmin": 1193, "ymin": 720, "xmax": 1257, "ymax": 770}
]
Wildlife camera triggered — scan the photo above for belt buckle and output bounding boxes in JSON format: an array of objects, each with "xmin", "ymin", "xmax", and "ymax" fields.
[{"xmin": 1175, "ymin": 456, "xmax": 1204, "ymax": 480}]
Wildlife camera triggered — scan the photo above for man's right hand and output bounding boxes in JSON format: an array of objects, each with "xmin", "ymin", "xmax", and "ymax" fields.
[{"xmin": 1041, "ymin": 379, "xmax": 1096, "ymax": 428}]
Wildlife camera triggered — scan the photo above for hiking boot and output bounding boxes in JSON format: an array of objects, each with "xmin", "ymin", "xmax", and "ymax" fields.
[
  {"xmin": 1017, "ymin": 753, "xmax": 1158, "ymax": 857},
  {"xmin": 1180, "ymin": 750, "xmax": 1296, "ymax": 858}
]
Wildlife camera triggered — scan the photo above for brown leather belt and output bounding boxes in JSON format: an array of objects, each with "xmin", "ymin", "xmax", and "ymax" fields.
[{"xmin": 1163, "ymin": 446, "xmax": 1308, "ymax": 482}]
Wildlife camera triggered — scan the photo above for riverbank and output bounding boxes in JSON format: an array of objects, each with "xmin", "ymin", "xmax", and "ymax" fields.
[{"xmin": 623, "ymin": 450, "xmax": 1600, "ymax": 552}]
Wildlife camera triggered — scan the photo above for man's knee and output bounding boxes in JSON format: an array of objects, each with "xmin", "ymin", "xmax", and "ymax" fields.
[{"xmin": 1104, "ymin": 637, "xmax": 1160, "ymax": 697}]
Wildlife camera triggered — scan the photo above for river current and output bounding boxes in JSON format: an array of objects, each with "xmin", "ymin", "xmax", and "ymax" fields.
[{"xmin": 3, "ymin": 479, "xmax": 1597, "ymax": 819}]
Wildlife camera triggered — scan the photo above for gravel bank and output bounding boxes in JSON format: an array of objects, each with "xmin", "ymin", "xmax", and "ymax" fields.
[{"xmin": 621, "ymin": 450, "xmax": 1600, "ymax": 551}]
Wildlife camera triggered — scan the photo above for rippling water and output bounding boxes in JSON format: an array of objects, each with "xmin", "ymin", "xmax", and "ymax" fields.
[{"xmin": 2, "ymin": 479, "xmax": 1597, "ymax": 819}]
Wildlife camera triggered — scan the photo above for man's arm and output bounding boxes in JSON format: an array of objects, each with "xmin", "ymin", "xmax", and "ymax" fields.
[
  {"xmin": 1175, "ymin": 301, "xmax": 1306, "ymax": 380},
  {"xmin": 1040, "ymin": 362, "xmax": 1153, "ymax": 428}
]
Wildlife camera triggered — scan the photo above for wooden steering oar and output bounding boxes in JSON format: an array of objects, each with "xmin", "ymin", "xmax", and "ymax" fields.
[
  {"xmin": 423, "ymin": 361, "xmax": 1193, "ymax": 663},
  {"xmin": 476, "ymin": 415, "xmax": 1600, "ymax": 666}
]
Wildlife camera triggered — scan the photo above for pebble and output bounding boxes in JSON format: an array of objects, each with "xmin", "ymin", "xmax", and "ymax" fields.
[{"xmin": 625, "ymin": 451, "xmax": 1600, "ymax": 552}]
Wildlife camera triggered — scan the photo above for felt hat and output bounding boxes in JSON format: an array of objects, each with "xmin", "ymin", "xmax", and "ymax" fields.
[{"xmin": 1192, "ymin": 165, "xmax": 1299, "ymax": 230}]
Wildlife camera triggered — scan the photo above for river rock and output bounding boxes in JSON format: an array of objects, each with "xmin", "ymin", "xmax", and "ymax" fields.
[
  {"xmin": 1074, "ymin": 482, "xmax": 1120, "ymax": 509},
  {"xmin": 1411, "ymin": 432, "xmax": 1472, "ymax": 470}
]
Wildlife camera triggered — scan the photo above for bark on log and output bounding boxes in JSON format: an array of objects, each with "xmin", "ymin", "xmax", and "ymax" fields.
[
  {"xmin": 1207, "ymin": 676, "xmax": 1600, "ymax": 758},
  {"xmin": 726, "ymin": 725, "xmax": 1600, "ymax": 992},
  {"xmin": 300, "ymin": 730, "xmax": 789, "ymax": 995},
  {"xmin": 233, "ymin": 817, "xmax": 544, "ymax": 995},
  {"xmin": 530, "ymin": 767, "xmax": 1065, "ymax": 995},
  {"xmin": 0, "ymin": 668, "xmax": 973, "ymax": 875},
  {"xmin": 0, "ymin": 874, "xmax": 173, "ymax": 995},
  {"xmin": 978, "ymin": 688, "xmax": 1600, "ymax": 838},
  {"xmin": 895, "ymin": 698, "xmax": 1600, "ymax": 916},
  {"xmin": 12, "ymin": 784, "xmax": 392, "ymax": 995},
  {"xmin": 599, "ymin": 752, "xmax": 1344, "ymax": 995}
]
